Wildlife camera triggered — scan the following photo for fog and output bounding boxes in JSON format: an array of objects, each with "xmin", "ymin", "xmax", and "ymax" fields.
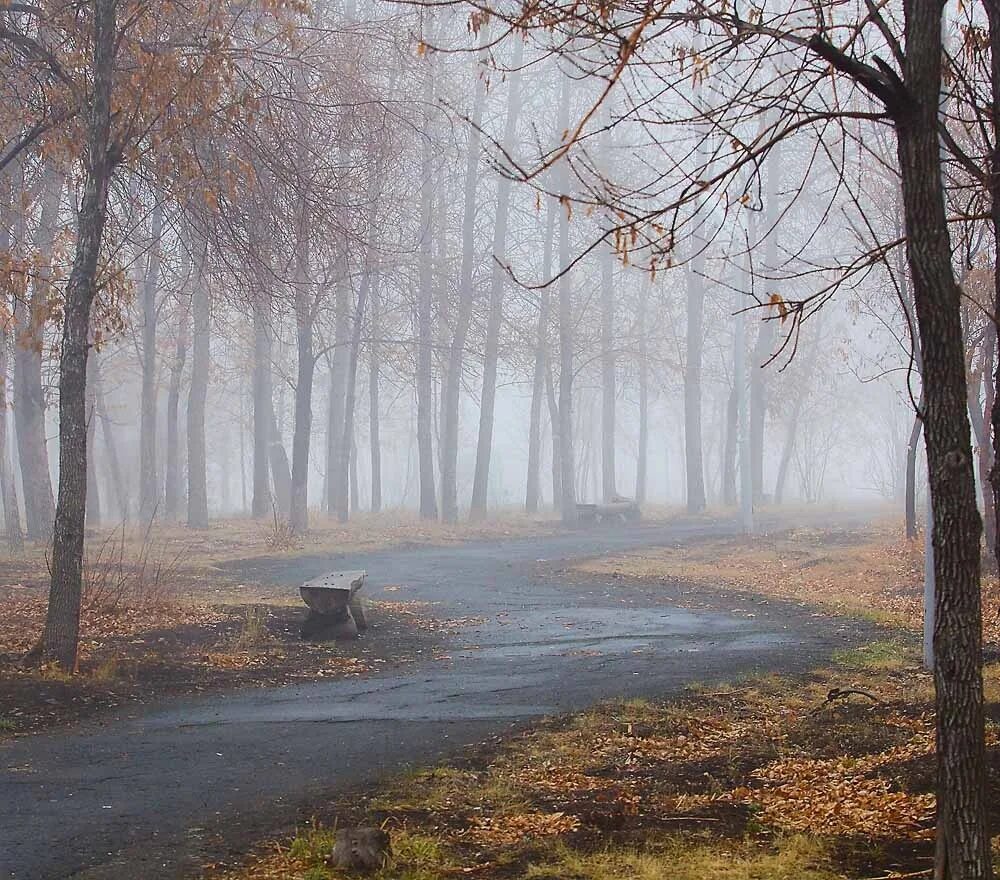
[{"xmin": 2, "ymin": 0, "xmax": 954, "ymax": 541}]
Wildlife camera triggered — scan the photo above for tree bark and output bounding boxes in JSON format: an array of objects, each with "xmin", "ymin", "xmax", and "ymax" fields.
[
  {"xmin": 880, "ymin": 3, "xmax": 991, "ymax": 873},
  {"xmin": 138, "ymin": 201, "xmax": 163, "ymax": 522},
  {"xmin": 905, "ymin": 406, "xmax": 923, "ymax": 539},
  {"xmin": 41, "ymin": 0, "xmax": 118, "ymax": 668},
  {"xmin": 186, "ymin": 238, "xmax": 210, "ymax": 530}
]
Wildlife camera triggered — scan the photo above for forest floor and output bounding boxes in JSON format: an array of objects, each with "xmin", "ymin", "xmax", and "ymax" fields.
[
  {"xmin": 216, "ymin": 521, "xmax": 1000, "ymax": 880},
  {"xmin": 0, "ymin": 509, "xmax": 587, "ymax": 734}
]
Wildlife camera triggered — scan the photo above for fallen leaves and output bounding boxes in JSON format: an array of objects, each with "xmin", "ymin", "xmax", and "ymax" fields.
[{"xmin": 462, "ymin": 811, "xmax": 581, "ymax": 845}]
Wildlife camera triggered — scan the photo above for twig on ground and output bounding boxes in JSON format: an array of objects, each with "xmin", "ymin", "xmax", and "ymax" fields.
[{"xmin": 810, "ymin": 686, "xmax": 884, "ymax": 714}]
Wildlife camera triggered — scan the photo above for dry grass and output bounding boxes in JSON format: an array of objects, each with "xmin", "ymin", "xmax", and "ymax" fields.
[{"xmin": 569, "ymin": 520, "xmax": 1000, "ymax": 639}]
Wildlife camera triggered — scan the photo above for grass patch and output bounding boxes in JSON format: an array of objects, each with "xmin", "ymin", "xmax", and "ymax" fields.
[
  {"xmin": 0, "ymin": 716, "xmax": 16, "ymax": 732},
  {"xmin": 832, "ymin": 639, "xmax": 912, "ymax": 671}
]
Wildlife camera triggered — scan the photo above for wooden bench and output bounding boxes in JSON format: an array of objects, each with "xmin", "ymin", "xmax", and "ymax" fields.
[
  {"xmin": 576, "ymin": 498, "xmax": 641, "ymax": 524},
  {"xmin": 299, "ymin": 569, "xmax": 368, "ymax": 640}
]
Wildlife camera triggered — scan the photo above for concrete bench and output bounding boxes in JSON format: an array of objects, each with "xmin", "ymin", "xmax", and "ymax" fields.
[
  {"xmin": 299, "ymin": 570, "xmax": 368, "ymax": 640},
  {"xmin": 576, "ymin": 498, "xmax": 641, "ymax": 524}
]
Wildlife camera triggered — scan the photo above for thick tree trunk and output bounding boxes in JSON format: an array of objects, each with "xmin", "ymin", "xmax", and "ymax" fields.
[
  {"xmin": 986, "ymin": 0, "xmax": 1000, "ymax": 574},
  {"xmin": 186, "ymin": 241, "xmax": 210, "ymax": 530},
  {"xmin": 888, "ymin": 3, "xmax": 991, "ymax": 874},
  {"xmin": 15, "ymin": 166, "xmax": 60, "ymax": 543},
  {"xmin": 440, "ymin": 30, "xmax": 488, "ymax": 523},
  {"xmin": 139, "ymin": 201, "xmax": 163, "ymax": 522},
  {"xmin": 470, "ymin": 38, "xmax": 523, "ymax": 520},
  {"xmin": 526, "ymin": 205, "xmax": 556, "ymax": 513},
  {"xmin": 40, "ymin": 0, "xmax": 117, "ymax": 668},
  {"xmin": 636, "ymin": 275, "xmax": 649, "ymax": 505},
  {"xmin": 164, "ymin": 296, "xmax": 188, "ymax": 520}
]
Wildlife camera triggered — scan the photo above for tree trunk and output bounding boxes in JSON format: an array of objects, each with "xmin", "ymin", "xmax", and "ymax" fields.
[
  {"xmin": 164, "ymin": 294, "xmax": 189, "ymax": 520},
  {"xmin": 684, "ymin": 239, "xmax": 707, "ymax": 513},
  {"xmin": 268, "ymin": 403, "xmax": 291, "ymax": 515},
  {"xmin": 369, "ymin": 286, "xmax": 382, "ymax": 514},
  {"xmin": 0, "ymin": 168, "xmax": 23, "ymax": 552},
  {"xmin": 905, "ymin": 406, "xmax": 923, "ymax": 540},
  {"xmin": 15, "ymin": 165, "xmax": 60, "ymax": 543},
  {"xmin": 599, "ymin": 245, "xmax": 616, "ymax": 503},
  {"xmin": 636, "ymin": 274, "xmax": 650, "ymax": 505},
  {"xmin": 40, "ymin": 0, "xmax": 117, "ymax": 668},
  {"xmin": 546, "ymin": 365, "xmax": 562, "ymax": 510},
  {"xmin": 186, "ymin": 239, "xmax": 210, "ymax": 530},
  {"xmin": 250, "ymin": 295, "xmax": 271, "ymax": 517},
  {"xmin": 289, "ymin": 224, "xmax": 314, "ymax": 534},
  {"xmin": 94, "ymin": 364, "xmax": 126, "ymax": 519},
  {"xmin": 337, "ymin": 264, "xmax": 374, "ymax": 523},
  {"xmin": 325, "ymin": 278, "xmax": 349, "ymax": 515},
  {"xmin": 886, "ymin": 3, "xmax": 991, "ymax": 873},
  {"xmin": 526, "ymin": 204, "xmax": 556, "ymax": 513},
  {"xmin": 722, "ymin": 385, "xmax": 737, "ymax": 506},
  {"xmin": 734, "ymin": 268, "xmax": 752, "ymax": 533},
  {"xmin": 85, "ymin": 353, "xmax": 100, "ymax": 528},
  {"xmin": 470, "ymin": 37, "xmax": 523, "ymax": 520},
  {"xmin": 139, "ymin": 201, "xmax": 163, "ymax": 522},
  {"xmin": 440, "ymin": 29, "xmax": 488, "ymax": 523}
]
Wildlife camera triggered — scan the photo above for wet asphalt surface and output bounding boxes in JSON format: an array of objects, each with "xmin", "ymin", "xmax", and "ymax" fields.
[{"xmin": 0, "ymin": 512, "xmax": 876, "ymax": 880}]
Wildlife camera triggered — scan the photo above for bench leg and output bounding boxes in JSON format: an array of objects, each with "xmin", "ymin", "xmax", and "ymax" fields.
[{"xmin": 349, "ymin": 595, "xmax": 368, "ymax": 632}]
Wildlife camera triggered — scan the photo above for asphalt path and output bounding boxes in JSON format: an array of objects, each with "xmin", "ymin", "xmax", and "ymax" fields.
[{"xmin": 0, "ymin": 512, "xmax": 875, "ymax": 879}]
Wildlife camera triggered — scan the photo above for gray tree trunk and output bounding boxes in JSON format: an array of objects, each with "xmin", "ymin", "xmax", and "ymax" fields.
[
  {"xmin": 139, "ymin": 201, "xmax": 163, "ymax": 522},
  {"xmin": 325, "ymin": 278, "xmax": 349, "ymax": 515},
  {"xmin": 40, "ymin": 0, "xmax": 118, "ymax": 668},
  {"xmin": 556, "ymin": 75, "xmax": 577, "ymax": 523},
  {"xmin": 470, "ymin": 37, "xmax": 524, "ymax": 520},
  {"xmin": 636, "ymin": 275, "xmax": 649, "ymax": 505},
  {"xmin": 15, "ymin": 165, "xmax": 60, "ymax": 542},
  {"xmin": 164, "ymin": 294, "xmax": 188, "ymax": 520},
  {"xmin": 250, "ymin": 295, "xmax": 271, "ymax": 517},
  {"xmin": 440, "ymin": 29, "xmax": 488, "ymax": 523},
  {"xmin": 526, "ymin": 204, "xmax": 556, "ymax": 513},
  {"xmin": 369, "ymin": 286, "xmax": 381, "ymax": 514},
  {"xmin": 289, "ymin": 223, "xmax": 314, "ymax": 534},
  {"xmin": 186, "ymin": 239, "xmax": 210, "ymax": 530}
]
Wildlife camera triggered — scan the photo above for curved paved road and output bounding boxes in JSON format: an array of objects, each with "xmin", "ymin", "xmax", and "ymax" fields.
[{"xmin": 0, "ymin": 514, "xmax": 870, "ymax": 880}]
